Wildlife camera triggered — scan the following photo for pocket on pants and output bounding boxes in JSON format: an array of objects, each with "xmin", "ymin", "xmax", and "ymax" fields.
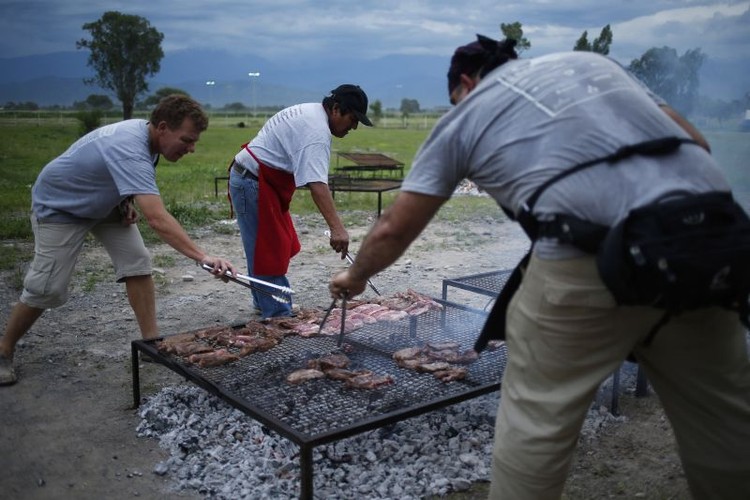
[
  {"xmin": 24, "ymin": 254, "xmax": 56, "ymax": 296},
  {"xmin": 543, "ymin": 275, "xmax": 617, "ymax": 309},
  {"xmin": 229, "ymin": 179, "xmax": 247, "ymax": 216}
]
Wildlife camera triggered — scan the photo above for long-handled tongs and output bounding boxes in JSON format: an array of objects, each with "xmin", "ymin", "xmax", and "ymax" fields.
[
  {"xmin": 324, "ymin": 231, "xmax": 381, "ymax": 296},
  {"xmin": 319, "ymin": 295, "xmax": 348, "ymax": 347},
  {"xmin": 199, "ymin": 263, "xmax": 294, "ymax": 304}
]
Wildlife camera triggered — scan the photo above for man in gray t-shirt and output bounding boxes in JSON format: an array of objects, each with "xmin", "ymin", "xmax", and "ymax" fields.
[
  {"xmin": 330, "ymin": 36, "xmax": 750, "ymax": 499},
  {"xmin": 0, "ymin": 95, "xmax": 236, "ymax": 386}
]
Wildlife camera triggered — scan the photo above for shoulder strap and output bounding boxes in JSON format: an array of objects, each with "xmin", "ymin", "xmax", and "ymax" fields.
[{"xmin": 517, "ymin": 137, "xmax": 699, "ymax": 240}]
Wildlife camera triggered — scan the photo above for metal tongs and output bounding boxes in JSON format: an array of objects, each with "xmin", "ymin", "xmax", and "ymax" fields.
[
  {"xmin": 199, "ymin": 263, "xmax": 295, "ymax": 304},
  {"xmin": 324, "ymin": 231, "xmax": 381, "ymax": 296},
  {"xmin": 319, "ymin": 294, "xmax": 348, "ymax": 347}
]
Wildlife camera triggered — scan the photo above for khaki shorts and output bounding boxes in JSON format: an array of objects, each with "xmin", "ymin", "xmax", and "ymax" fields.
[{"xmin": 21, "ymin": 212, "xmax": 152, "ymax": 309}]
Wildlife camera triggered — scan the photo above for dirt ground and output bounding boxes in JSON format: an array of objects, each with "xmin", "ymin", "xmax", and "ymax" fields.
[{"xmin": 0, "ymin": 209, "xmax": 692, "ymax": 499}]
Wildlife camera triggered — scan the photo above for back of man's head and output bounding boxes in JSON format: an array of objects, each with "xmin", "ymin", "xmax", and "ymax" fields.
[{"xmin": 150, "ymin": 94, "xmax": 209, "ymax": 132}]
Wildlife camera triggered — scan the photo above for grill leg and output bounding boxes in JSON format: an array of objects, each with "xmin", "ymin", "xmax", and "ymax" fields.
[
  {"xmin": 635, "ymin": 365, "xmax": 649, "ymax": 397},
  {"xmin": 132, "ymin": 343, "xmax": 142, "ymax": 408},
  {"xmin": 299, "ymin": 444, "xmax": 313, "ymax": 500},
  {"xmin": 610, "ymin": 364, "xmax": 621, "ymax": 416}
]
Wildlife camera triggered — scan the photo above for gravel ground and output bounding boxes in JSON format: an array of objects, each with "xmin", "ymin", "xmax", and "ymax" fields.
[{"xmin": 0, "ymin": 203, "xmax": 695, "ymax": 499}]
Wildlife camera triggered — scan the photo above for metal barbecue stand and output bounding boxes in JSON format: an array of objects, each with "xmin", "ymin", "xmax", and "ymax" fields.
[{"xmin": 132, "ymin": 300, "xmax": 506, "ymax": 499}]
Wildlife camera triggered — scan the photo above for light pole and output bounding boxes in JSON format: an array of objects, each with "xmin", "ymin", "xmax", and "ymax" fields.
[
  {"xmin": 205, "ymin": 80, "xmax": 215, "ymax": 111},
  {"xmin": 248, "ymin": 72, "xmax": 260, "ymax": 118}
]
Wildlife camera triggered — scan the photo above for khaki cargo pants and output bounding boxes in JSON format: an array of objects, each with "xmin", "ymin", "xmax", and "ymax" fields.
[{"xmin": 489, "ymin": 254, "xmax": 750, "ymax": 500}]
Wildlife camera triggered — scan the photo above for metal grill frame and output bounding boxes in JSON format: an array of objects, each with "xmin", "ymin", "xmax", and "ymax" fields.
[{"xmin": 131, "ymin": 299, "xmax": 506, "ymax": 499}]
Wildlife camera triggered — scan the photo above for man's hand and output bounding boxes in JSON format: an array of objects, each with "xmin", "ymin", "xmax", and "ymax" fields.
[
  {"xmin": 328, "ymin": 227, "xmax": 350, "ymax": 258},
  {"xmin": 200, "ymin": 256, "xmax": 237, "ymax": 280},
  {"xmin": 329, "ymin": 269, "xmax": 367, "ymax": 299}
]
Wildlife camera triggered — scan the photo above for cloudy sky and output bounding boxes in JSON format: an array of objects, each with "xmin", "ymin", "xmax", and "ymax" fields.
[{"xmin": 1, "ymin": 0, "xmax": 748, "ymax": 67}]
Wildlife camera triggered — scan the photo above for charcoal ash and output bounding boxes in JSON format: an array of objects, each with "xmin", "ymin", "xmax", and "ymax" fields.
[{"xmin": 137, "ymin": 380, "xmax": 625, "ymax": 499}]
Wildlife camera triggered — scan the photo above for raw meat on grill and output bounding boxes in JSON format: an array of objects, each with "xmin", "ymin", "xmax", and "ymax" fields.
[
  {"xmin": 433, "ymin": 367, "xmax": 468, "ymax": 382},
  {"xmin": 344, "ymin": 372, "xmax": 395, "ymax": 389},
  {"xmin": 416, "ymin": 361, "xmax": 452, "ymax": 373},
  {"xmin": 324, "ymin": 368, "xmax": 365, "ymax": 381},
  {"xmin": 188, "ymin": 349, "xmax": 240, "ymax": 367},
  {"xmin": 286, "ymin": 368, "xmax": 326, "ymax": 384},
  {"xmin": 391, "ymin": 342, "xmax": 476, "ymax": 383},
  {"xmin": 307, "ymin": 353, "xmax": 351, "ymax": 371},
  {"xmin": 236, "ymin": 337, "xmax": 279, "ymax": 356},
  {"xmin": 169, "ymin": 342, "xmax": 214, "ymax": 357},
  {"xmin": 293, "ymin": 323, "xmax": 321, "ymax": 337}
]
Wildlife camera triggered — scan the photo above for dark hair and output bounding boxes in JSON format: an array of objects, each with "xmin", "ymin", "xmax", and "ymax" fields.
[
  {"xmin": 150, "ymin": 94, "xmax": 209, "ymax": 132},
  {"xmin": 447, "ymin": 35, "xmax": 518, "ymax": 93}
]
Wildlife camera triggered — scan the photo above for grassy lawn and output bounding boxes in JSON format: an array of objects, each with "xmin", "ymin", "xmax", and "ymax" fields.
[{"xmin": 0, "ymin": 115, "xmax": 501, "ymax": 270}]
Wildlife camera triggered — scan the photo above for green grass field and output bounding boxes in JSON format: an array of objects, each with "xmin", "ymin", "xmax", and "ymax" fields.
[{"xmin": 0, "ymin": 114, "xmax": 504, "ymax": 259}]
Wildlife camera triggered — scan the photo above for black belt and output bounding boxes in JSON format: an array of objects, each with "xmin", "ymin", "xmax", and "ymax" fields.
[{"xmin": 232, "ymin": 161, "xmax": 258, "ymax": 180}]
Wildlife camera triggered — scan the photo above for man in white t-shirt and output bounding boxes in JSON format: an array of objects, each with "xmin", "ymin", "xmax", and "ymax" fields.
[
  {"xmin": 229, "ymin": 84, "xmax": 372, "ymax": 319},
  {"xmin": 0, "ymin": 94, "xmax": 236, "ymax": 386},
  {"xmin": 329, "ymin": 36, "xmax": 750, "ymax": 499}
]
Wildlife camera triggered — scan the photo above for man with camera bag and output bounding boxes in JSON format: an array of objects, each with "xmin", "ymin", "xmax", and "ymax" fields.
[{"xmin": 329, "ymin": 35, "xmax": 750, "ymax": 499}]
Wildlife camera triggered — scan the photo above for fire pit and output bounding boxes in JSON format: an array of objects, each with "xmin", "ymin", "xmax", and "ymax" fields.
[{"xmin": 131, "ymin": 300, "xmax": 506, "ymax": 499}]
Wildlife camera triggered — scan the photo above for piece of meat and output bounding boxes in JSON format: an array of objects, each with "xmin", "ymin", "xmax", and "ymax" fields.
[
  {"xmin": 426, "ymin": 341, "xmax": 460, "ymax": 351},
  {"xmin": 156, "ymin": 332, "xmax": 198, "ymax": 351},
  {"xmin": 441, "ymin": 349, "xmax": 480, "ymax": 364},
  {"xmin": 371, "ymin": 309, "xmax": 409, "ymax": 322},
  {"xmin": 169, "ymin": 341, "xmax": 214, "ymax": 357},
  {"xmin": 286, "ymin": 368, "xmax": 326, "ymax": 384},
  {"xmin": 293, "ymin": 323, "xmax": 320, "ymax": 337},
  {"xmin": 393, "ymin": 347, "xmax": 423, "ymax": 362},
  {"xmin": 433, "ymin": 367, "xmax": 468, "ymax": 382},
  {"xmin": 350, "ymin": 303, "xmax": 390, "ymax": 316},
  {"xmin": 416, "ymin": 361, "xmax": 452, "ymax": 373},
  {"xmin": 344, "ymin": 372, "xmax": 395, "ymax": 389},
  {"xmin": 325, "ymin": 368, "xmax": 371, "ymax": 381},
  {"xmin": 194, "ymin": 326, "xmax": 233, "ymax": 341},
  {"xmin": 187, "ymin": 349, "xmax": 240, "ymax": 367},
  {"xmin": 237, "ymin": 337, "xmax": 278, "ymax": 356},
  {"xmin": 307, "ymin": 353, "xmax": 351, "ymax": 371},
  {"xmin": 395, "ymin": 355, "xmax": 433, "ymax": 370}
]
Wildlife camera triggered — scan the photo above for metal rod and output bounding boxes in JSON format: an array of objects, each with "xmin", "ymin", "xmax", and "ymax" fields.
[{"xmin": 131, "ymin": 342, "xmax": 141, "ymax": 408}]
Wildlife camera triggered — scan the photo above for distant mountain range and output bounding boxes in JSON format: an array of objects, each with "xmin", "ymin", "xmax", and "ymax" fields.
[
  {"xmin": 0, "ymin": 49, "xmax": 448, "ymax": 110},
  {"xmin": 0, "ymin": 49, "xmax": 746, "ymax": 111}
]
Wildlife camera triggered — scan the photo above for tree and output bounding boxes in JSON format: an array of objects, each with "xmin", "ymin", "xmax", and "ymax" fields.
[
  {"xmin": 574, "ymin": 25, "xmax": 613, "ymax": 55},
  {"xmin": 76, "ymin": 11, "xmax": 164, "ymax": 119},
  {"xmin": 629, "ymin": 46, "xmax": 705, "ymax": 116},
  {"xmin": 369, "ymin": 99, "xmax": 383, "ymax": 125},
  {"xmin": 500, "ymin": 22, "xmax": 531, "ymax": 53}
]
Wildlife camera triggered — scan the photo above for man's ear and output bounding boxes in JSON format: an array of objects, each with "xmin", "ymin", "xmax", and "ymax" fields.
[{"xmin": 460, "ymin": 73, "xmax": 479, "ymax": 93}]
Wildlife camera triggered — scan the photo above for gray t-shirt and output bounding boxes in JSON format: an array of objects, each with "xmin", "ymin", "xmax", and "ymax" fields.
[
  {"xmin": 234, "ymin": 103, "xmax": 332, "ymax": 187},
  {"xmin": 403, "ymin": 51, "xmax": 730, "ymax": 259},
  {"xmin": 32, "ymin": 119, "xmax": 160, "ymax": 222}
]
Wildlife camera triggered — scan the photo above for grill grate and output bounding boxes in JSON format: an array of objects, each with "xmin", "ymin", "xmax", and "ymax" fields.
[{"xmin": 132, "ymin": 300, "xmax": 506, "ymax": 499}]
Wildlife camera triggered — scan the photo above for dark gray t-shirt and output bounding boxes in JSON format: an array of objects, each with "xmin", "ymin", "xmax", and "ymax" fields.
[
  {"xmin": 32, "ymin": 119, "xmax": 160, "ymax": 222},
  {"xmin": 403, "ymin": 52, "xmax": 729, "ymax": 258}
]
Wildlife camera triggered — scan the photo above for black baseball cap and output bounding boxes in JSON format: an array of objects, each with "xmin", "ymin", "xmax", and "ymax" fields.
[{"xmin": 329, "ymin": 84, "xmax": 373, "ymax": 126}]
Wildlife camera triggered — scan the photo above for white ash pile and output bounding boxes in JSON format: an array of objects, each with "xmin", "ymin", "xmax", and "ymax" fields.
[{"xmin": 136, "ymin": 384, "xmax": 623, "ymax": 499}]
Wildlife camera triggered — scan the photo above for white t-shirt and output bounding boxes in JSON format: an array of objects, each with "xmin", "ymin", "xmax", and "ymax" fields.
[
  {"xmin": 234, "ymin": 103, "xmax": 332, "ymax": 187},
  {"xmin": 32, "ymin": 119, "xmax": 160, "ymax": 221},
  {"xmin": 403, "ymin": 52, "xmax": 730, "ymax": 258}
]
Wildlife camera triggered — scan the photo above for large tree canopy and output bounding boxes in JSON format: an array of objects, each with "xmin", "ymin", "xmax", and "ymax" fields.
[
  {"xmin": 76, "ymin": 11, "xmax": 164, "ymax": 119},
  {"xmin": 629, "ymin": 46, "xmax": 705, "ymax": 116}
]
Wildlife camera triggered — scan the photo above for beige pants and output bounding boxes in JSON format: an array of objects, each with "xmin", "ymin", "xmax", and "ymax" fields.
[
  {"xmin": 21, "ymin": 212, "xmax": 152, "ymax": 309},
  {"xmin": 489, "ymin": 254, "xmax": 750, "ymax": 500}
]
